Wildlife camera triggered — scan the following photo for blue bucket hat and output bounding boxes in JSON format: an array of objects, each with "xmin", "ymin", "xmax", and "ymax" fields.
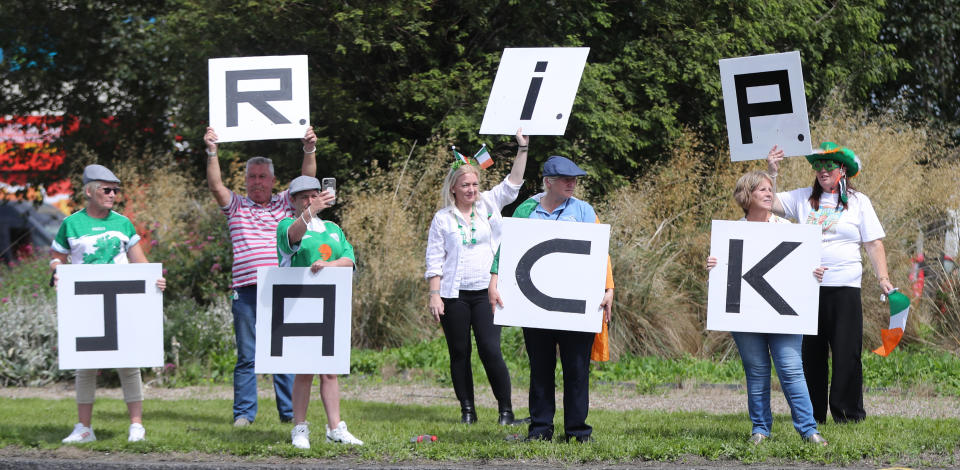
[{"xmin": 542, "ymin": 156, "xmax": 587, "ymax": 177}]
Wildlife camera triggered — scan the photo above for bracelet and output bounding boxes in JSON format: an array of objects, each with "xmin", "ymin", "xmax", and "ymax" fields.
[
  {"xmin": 302, "ymin": 145, "xmax": 316, "ymax": 154},
  {"xmin": 428, "ymin": 289, "xmax": 441, "ymax": 296},
  {"xmin": 517, "ymin": 145, "xmax": 528, "ymax": 149},
  {"xmin": 206, "ymin": 149, "xmax": 217, "ymax": 157},
  {"xmin": 49, "ymin": 259, "xmax": 62, "ymax": 267},
  {"xmin": 878, "ymin": 276, "xmax": 890, "ymax": 282}
]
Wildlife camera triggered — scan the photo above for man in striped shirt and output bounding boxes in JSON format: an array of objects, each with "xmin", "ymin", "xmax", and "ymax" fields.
[{"xmin": 204, "ymin": 126, "xmax": 333, "ymax": 427}]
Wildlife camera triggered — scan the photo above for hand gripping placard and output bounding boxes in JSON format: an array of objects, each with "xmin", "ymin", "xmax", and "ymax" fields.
[
  {"xmin": 57, "ymin": 264, "xmax": 164, "ymax": 369},
  {"xmin": 256, "ymin": 267, "xmax": 352, "ymax": 374},
  {"xmin": 495, "ymin": 218, "xmax": 610, "ymax": 333},
  {"xmin": 707, "ymin": 221, "xmax": 820, "ymax": 334}
]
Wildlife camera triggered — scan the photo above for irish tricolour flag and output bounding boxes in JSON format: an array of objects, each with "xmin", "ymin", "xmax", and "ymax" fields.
[
  {"xmin": 473, "ymin": 144, "xmax": 493, "ymax": 169},
  {"xmin": 873, "ymin": 290, "xmax": 910, "ymax": 357}
]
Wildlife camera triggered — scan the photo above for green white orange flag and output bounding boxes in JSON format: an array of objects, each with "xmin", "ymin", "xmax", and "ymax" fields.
[
  {"xmin": 473, "ymin": 144, "xmax": 493, "ymax": 169},
  {"xmin": 873, "ymin": 290, "xmax": 910, "ymax": 357},
  {"xmin": 451, "ymin": 146, "xmax": 469, "ymax": 165}
]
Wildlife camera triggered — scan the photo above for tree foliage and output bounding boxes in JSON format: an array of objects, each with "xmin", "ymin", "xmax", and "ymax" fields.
[{"xmin": 1, "ymin": 0, "xmax": 918, "ymax": 189}]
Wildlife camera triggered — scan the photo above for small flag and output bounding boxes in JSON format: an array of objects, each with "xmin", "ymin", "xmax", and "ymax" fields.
[
  {"xmin": 873, "ymin": 290, "xmax": 910, "ymax": 357},
  {"xmin": 451, "ymin": 146, "xmax": 469, "ymax": 165},
  {"xmin": 473, "ymin": 144, "xmax": 493, "ymax": 169}
]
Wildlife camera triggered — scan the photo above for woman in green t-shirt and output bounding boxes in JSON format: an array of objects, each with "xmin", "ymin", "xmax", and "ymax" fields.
[{"xmin": 277, "ymin": 176, "xmax": 362, "ymax": 449}]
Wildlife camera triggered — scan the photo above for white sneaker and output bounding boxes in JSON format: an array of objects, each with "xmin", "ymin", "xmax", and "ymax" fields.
[
  {"xmin": 326, "ymin": 421, "xmax": 363, "ymax": 445},
  {"xmin": 62, "ymin": 423, "xmax": 96, "ymax": 443},
  {"xmin": 291, "ymin": 422, "xmax": 310, "ymax": 449},
  {"xmin": 128, "ymin": 423, "xmax": 146, "ymax": 442}
]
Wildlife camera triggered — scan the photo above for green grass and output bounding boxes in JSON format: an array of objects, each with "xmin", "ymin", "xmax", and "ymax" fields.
[
  {"xmin": 353, "ymin": 329, "xmax": 960, "ymax": 395},
  {"xmin": 0, "ymin": 396, "xmax": 958, "ymax": 465}
]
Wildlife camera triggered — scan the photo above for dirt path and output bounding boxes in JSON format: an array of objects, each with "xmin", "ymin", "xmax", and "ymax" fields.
[{"xmin": 4, "ymin": 380, "xmax": 958, "ymax": 419}]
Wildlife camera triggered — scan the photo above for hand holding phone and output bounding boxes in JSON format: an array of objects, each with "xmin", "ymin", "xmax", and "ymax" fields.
[{"xmin": 322, "ymin": 177, "xmax": 336, "ymax": 206}]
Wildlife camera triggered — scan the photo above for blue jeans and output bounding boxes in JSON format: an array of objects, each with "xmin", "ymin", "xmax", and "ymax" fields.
[
  {"xmin": 731, "ymin": 332, "xmax": 818, "ymax": 438},
  {"xmin": 233, "ymin": 285, "xmax": 293, "ymax": 422}
]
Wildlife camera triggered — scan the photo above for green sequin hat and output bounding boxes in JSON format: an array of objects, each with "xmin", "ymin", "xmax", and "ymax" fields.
[{"xmin": 805, "ymin": 141, "xmax": 861, "ymax": 178}]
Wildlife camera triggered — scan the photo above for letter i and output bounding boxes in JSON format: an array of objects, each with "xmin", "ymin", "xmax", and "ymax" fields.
[{"xmin": 520, "ymin": 61, "xmax": 548, "ymax": 120}]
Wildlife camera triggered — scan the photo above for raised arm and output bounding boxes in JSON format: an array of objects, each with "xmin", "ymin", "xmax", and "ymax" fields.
[
  {"xmin": 766, "ymin": 145, "xmax": 786, "ymax": 216},
  {"xmin": 204, "ymin": 127, "xmax": 232, "ymax": 208},
  {"xmin": 301, "ymin": 127, "xmax": 318, "ymax": 177},
  {"xmin": 507, "ymin": 128, "xmax": 529, "ymax": 186}
]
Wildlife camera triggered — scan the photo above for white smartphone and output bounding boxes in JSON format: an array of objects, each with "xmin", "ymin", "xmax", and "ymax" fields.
[{"xmin": 322, "ymin": 177, "xmax": 336, "ymax": 205}]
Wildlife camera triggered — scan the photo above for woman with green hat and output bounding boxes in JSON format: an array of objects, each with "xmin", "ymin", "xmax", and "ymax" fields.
[{"xmin": 767, "ymin": 143, "xmax": 894, "ymax": 424}]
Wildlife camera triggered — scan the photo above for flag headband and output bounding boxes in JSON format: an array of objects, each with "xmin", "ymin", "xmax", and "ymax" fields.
[{"xmin": 451, "ymin": 144, "xmax": 494, "ymax": 171}]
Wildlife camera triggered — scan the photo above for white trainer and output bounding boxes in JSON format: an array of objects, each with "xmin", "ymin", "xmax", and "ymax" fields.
[
  {"xmin": 128, "ymin": 423, "xmax": 146, "ymax": 442},
  {"xmin": 62, "ymin": 423, "xmax": 96, "ymax": 443},
  {"xmin": 326, "ymin": 421, "xmax": 363, "ymax": 445},
  {"xmin": 291, "ymin": 422, "xmax": 310, "ymax": 449}
]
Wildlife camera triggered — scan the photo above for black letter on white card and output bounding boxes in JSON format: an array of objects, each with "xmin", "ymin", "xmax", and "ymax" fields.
[
  {"xmin": 520, "ymin": 61, "xmax": 548, "ymax": 120},
  {"xmin": 271, "ymin": 284, "xmax": 336, "ymax": 357},
  {"xmin": 515, "ymin": 238, "xmax": 590, "ymax": 313},
  {"xmin": 726, "ymin": 240, "xmax": 801, "ymax": 316},
  {"xmin": 733, "ymin": 70, "xmax": 792, "ymax": 144},
  {"xmin": 225, "ymin": 68, "xmax": 293, "ymax": 127},
  {"xmin": 75, "ymin": 280, "xmax": 146, "ymax": 352}
]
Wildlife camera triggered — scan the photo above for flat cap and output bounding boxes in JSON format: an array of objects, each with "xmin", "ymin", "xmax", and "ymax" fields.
[
  {"xmin": 289, "ymin": 175, "xmax": 322, "ymax": 196},
  {"xmin": 542, "ymin": 156, "xmax": 587, "ymax": 177},
  {"xmin": 82, "ymin": 164, "xmax": 121, "ymax": 185}
]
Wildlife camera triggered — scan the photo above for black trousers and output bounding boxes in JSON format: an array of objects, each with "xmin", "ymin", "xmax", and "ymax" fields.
[
  {"xmin": 802, "ymin": 286, "xmax": 866, "ymax": 423},
  {"xmin": 440, "ymin": 289, "xmax": 512, "ymax": 411},
  {"xmin": 523, "ymin": 327, "xmax": 594, "ymax": 440}
]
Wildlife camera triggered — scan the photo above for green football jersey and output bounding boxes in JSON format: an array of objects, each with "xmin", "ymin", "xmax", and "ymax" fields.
[
  {"xmin": 276, "ymin": 217, "xmax": 355, "ymax": 267},
  {"xmin": 52, "ymin": 209, "xmax": 140, "ymax": 264}
]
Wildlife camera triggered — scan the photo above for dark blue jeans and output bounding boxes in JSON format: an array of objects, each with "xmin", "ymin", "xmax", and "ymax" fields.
[{"xmin": 232, "ymin": 285, "xmax": 293, "ymax": 422}]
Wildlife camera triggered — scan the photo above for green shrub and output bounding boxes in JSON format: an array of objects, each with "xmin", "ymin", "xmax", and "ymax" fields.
[
  {"xmin": 0, "ymin": 289, "xmax": 71, "ymax": 386},
  {"xmin": 159, "ymin": 296, "xmax": 235, "ymax": 385}
]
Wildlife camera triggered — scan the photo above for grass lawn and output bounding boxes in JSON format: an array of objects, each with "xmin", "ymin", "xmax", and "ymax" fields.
[{"xmin": 1, "ymin": 396, "xmax": 958, "ymax": 466}]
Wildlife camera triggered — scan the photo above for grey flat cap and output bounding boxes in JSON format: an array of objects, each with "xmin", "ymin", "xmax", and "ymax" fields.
[
  {"xmin": 82, "ymin": 164, "xmax": 121, "ymax": 185},
  {"xmin": 289, "ymin": 175, "xmax": 322, "ymax": 196}
]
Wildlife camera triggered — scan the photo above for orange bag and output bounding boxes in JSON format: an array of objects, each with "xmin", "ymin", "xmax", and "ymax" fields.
[{"xmin": 591, "ymin": 320, "xmax": 609, "ymax": 362}]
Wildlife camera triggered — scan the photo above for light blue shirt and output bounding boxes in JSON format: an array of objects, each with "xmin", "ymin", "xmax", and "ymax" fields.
[{"xmin": 527, "ymin": 193, "xmax": 596, "ymax": 223}]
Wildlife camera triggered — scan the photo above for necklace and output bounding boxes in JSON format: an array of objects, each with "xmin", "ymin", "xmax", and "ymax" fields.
[{"xmin": 456, "ymin": 209, "xmax": 477, "ymax": 245}]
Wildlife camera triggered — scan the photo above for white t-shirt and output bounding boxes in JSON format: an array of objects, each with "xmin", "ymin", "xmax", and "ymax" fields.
[{"xmin": 777, "ymin": 187, "xmax": 885, "ymax": 287}]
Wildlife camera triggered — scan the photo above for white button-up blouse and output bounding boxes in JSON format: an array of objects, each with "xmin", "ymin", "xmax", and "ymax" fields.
[{"xmin": 425, "ymin": 176, "xmax": 522, "ymax": 298}]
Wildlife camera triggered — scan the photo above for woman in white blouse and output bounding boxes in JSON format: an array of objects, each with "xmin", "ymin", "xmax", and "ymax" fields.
[{"xmin": 425, "ymin": 129, "xmax": 529, "ymax": 425}]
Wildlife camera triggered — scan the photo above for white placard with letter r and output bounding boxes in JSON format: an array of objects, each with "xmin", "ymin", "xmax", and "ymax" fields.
[
  {"xmin": 707, "ymin": 220, "xmax": 821, "ymax": 334},
  {"xmin": 719, "ymin": 51, "xmax": 813, "ymax": 161},
  {"xmin": 479, "ymin": 47, "xmax": 590, "ymax": 136},
  {"xmin": 209, "ymin": 55, "xmax": 309, "ymax": 142},
  {"xmin": 494, "ymin": 218, "xmax": 609, "ymax": 333},
  {"xmin": 57, "ymin": 263, "xmax": 164, "ymax": 369},
  {"xmin": 255, "ymin": 266, "xmax": 352, "ymax": 374}
]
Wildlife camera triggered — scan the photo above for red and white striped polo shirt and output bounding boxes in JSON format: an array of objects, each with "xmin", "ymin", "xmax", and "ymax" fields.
[{"xmin": 222, "ymin": 189, "xmax": 294, "ymax": 288}]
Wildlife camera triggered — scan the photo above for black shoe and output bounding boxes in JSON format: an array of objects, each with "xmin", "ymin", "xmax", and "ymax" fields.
[
  {"xmin": 279, "ymin": 416, "xmax": 293, "ymax": 423},
  {"xmin": 498, "ymin": 411, "xmax": 531, "ymax": 426},
  {"xmin": 460, "ymin": 401, "xmax": 477, "ymax": 424},
  {"xmin": 565, "ymin": 434, "xmax": 593, "ymax": 443}
]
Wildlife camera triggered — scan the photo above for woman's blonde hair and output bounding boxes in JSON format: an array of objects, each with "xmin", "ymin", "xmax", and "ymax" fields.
[
  {"xmin": 439, "ymin": 164, "xmax": 481, "ymax": 208},
  {"xmin": 732, "ymin": 170, "xmax": 773, "ymax": 215}
]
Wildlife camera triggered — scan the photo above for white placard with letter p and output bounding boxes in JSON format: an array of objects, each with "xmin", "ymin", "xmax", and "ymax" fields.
[
  {"xmin": 255, "ymin": 267, "xmax": 352, "ymax": 374},
  {"xmin": 56, "ymin": 263, "xmax": 164, "ymax": 369},
  {"xmin": 480, "ymin": 47, "xmax": 589, "ymax": 135},
  {"xmin": 209, "ymin": 55, "xmax": 309, "ymax": 143},
  {"xmin": 719, "ymin": 51, "xmax": 813, "ymax": 161},
  {"xmin": 707, "ymin": 220, "xmax": 821, "ymax": 334},
  {"xmin": 494, "ymin": 218, "xmax": 609, "ymax": 333}
]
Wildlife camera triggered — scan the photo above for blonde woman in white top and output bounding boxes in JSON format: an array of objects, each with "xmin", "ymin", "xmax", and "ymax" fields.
[{"xmin": 425, "ymin": 129, "xmax": 528, "ymax": 425}]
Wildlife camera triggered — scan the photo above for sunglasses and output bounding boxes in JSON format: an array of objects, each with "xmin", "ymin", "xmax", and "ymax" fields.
[
  {"xmin": 101, "ymin": 187, "xmax": 122, "ymax": 195},
  {"xmin": 811, "ymin": 160, "xmax": 840, "ymax": 172}
]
